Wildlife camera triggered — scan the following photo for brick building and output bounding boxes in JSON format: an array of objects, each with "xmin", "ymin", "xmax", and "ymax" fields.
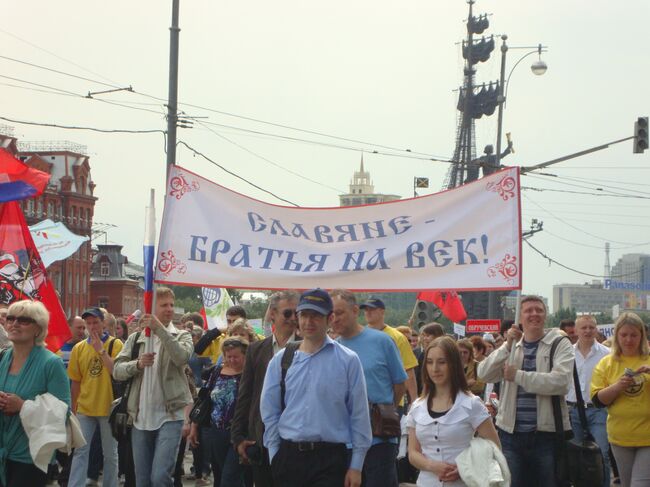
[
  {"xmin": 1, "ymin": 129, "xmax": 96, "ymax": 318},
  {"xmin": 90, "ymin": 244, "xmax": 144, "ymax": 317}
]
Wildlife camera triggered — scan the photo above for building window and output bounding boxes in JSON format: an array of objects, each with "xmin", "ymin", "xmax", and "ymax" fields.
[
  {"xmin": 99, "ymin": 297, "xmax": 109, "ymax": 308},
  {"xmin": 47, "ymin": 202, "xmax": 54, "ymax": 217},
  {"xmin": 100, "ymin": 262, "xmax": 109, "ymax": 277}
]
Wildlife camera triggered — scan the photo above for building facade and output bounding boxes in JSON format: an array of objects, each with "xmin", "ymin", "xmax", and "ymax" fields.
[
  {"xmin": 552, "ymin": 281, "xmax": 649, "ymax": 314},
  {"xmin": 1, "ymin": 131, "xmax": 97, "ymax": 318},
  {"xmin": 610, "ymin": 253, "xmax": 650, "ymax": 285},
  {"xmin": 339, "ymin": 157, "xmax": 401, "ymax": 207},
  {"xmin": 90, "ymin": 244, "xmax": 144, "ymax": 316}
]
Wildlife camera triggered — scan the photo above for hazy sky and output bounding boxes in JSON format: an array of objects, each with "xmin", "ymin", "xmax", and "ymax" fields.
[{"xmin": 2, "ymin": 0, "xmax": 649, "ymax": 309}]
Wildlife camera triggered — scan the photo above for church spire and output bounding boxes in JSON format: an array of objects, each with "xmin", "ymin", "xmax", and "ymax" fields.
[{"xmin": 360, "ymin": 153, "xmax": 365, "ymax": 173}]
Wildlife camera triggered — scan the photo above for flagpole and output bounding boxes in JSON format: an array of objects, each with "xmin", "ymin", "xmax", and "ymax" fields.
[{"xmin": 143, "ymin": 189, "xmax": 156, "ymax": 408}]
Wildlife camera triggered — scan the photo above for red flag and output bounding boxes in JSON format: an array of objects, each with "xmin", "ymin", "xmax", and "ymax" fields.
[
  {"xmin": 0, "ymin": 148, "xmax": 50, "ymax": 202},
  {"xmin": 0, "ymin": 201, "xmax": 71, "ymax": 351},
  {"xmin": 199, "ymin": 307, "xmax": 208, "ymax": 330},
  {"xmin": 417, "ymin": 291, "xmax": 468, "ymax": 323}
]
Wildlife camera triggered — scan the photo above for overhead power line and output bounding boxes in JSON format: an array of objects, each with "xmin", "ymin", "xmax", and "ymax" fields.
[
  {"xmin": 524, "ymin": 239, "xmax": 643, "ymax": 279},
  {"xmin": 177, "ymin": 140, "xmax": 299, "ymax": 207},
  {"xmin": 0, "ymin": 115, "xmax": 165, "ymax": 135}
]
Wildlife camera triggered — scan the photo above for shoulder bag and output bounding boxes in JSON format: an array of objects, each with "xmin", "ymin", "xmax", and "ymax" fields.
[
  {"xmin": 549, "ymin": 336, "xmax": 604, "ymax": 487},
  {"xmin": 189, "ymin": 364, "xmax": 222, "ymax": 426},
  {"xmin": 109, "ymin": 332, "xmax": 141, "ymax": 441}
]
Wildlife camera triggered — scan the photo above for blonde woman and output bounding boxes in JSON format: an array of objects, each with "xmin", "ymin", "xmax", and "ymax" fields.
[
  {"xmin": 591, "ymin": 312, "xmax": 650, "ymax": 487},
  {"xmin": 0, "ymin": 300, "xmax": 70, "ymax": 487}
]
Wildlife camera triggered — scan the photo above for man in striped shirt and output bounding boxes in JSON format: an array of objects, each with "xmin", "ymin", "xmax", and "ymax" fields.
[
  {"xmin": 56, "ymin": 316, "xmax": 87, "ymax": 368},
  {"xmin": 478, "ymin": 296, "xmax": 574, "ymax": 487}
]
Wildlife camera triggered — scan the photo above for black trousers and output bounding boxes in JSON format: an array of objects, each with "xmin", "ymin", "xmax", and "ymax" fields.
[
  {"xmin": 252, "ymin": 447, "xmax": 274, "ymax": 487},
  {"xmin": 271, "ymin": 441, "xmax": 347, "ymax": 487},
  {"xmin": 2, "ymin": 459, "xmax": 47, "ymax": 487}
]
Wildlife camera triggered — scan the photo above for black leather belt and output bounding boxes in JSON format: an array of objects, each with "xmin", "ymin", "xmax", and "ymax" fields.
[
  {"xmin": 281, "ymin": 439, "xmax": 345, "ymax": 452},
  {"xmin": 567, "ymin": 401, "xmax": 595, "ymax": 408}
]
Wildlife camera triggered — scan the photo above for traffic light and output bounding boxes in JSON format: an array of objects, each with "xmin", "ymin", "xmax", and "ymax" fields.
[
  {"xmin": 414, "ymin": 300, "xmax": 437, "ymax": 329},
  {"xmin": 634, "ymin": 117, "xmax": 648, "ymax": 154}
]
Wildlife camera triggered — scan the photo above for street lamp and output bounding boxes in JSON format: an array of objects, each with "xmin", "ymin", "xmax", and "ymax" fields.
[{"xmin": 495, "ymin": 36, "xmax": 548, "ymax": 167}]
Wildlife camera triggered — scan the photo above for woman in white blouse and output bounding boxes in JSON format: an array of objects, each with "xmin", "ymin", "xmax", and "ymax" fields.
[{"xmin": 407, "ymin": 336, "xmax": 500, "ymax": 486}]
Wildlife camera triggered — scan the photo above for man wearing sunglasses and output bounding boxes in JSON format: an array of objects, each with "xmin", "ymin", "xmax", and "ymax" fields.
[{"xmin": 231, "ymin": 290, "xmax": 299, "ymax": 487}]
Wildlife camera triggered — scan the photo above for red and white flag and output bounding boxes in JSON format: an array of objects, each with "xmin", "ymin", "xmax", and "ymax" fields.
[{"xmin": 0, "ymin": 201, "xmax": 71, "ymax": 351}]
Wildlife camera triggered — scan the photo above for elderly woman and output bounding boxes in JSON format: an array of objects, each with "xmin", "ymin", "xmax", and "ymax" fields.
[
  {"xmin": 0, "ymin": 300, "xmax": 71, "ymax": 487},
  {"xmin": 228, "ymin": 318, "xmax": 258, "ymax": 344}
]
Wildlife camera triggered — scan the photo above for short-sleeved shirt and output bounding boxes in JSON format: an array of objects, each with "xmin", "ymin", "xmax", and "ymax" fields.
[
  {"xmin": 406, "ymin": 393, "xmax": 489, "ymax": 487},
  {"xmin": 68, "ymin": 335, "xmax": 123, "ymax": 417},
  {"xmin": 381, "ymin": 325, "xmax": 418, "ymax": 371},
  {"xmin": 338, "ymin": 327, "xmax": 408, "ymax": 444},
  {"xmin": 591, "ymin": 353, "xmax": 650, "ymax": 447},
  {"xmin": 56, "ymin": 340, "xmax": 77, "ymax": 369}
]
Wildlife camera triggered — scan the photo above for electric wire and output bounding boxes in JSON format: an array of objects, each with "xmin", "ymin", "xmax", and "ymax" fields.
[
  {"xmin": 523, "ymin": 194, "xmax": 650, "ymax": 246},
  {"xmin": 194, "ymin": 119, "xmax": 346, "ymax": 193},
  {"xmin": 524, "ymin": 239, "xmax": 643, "ymax": 279},
  {"xmin": 524, "ymin": 174, "xmax": 647, "ymax": 198},
  {"xmin": 521, "ymin": 186, "xmax": 650, "ymax": 200},
  {"xmin": 529, "ymin": 172, "xmax": 650, "ymax": 197},
  {"xmin": 177, "ymin": 140, "xmax": 299, "ymax": 206},
  {"xmin": 0, "ymin": 115, "xmax": 165, "ymax": 135}
]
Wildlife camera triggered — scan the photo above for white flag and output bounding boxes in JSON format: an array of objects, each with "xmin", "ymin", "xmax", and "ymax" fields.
[
  {"xmin": 29, "ymin": 219, "xmax": 89, "ymax": 268},
  {"xmin": 201, "ymin": 287, "xmax": 234, "ymax": 331}
]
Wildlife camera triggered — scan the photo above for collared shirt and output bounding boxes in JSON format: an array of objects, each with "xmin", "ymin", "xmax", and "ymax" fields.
[
  {"xmin": 135, "ymin": 322, "xmax": 184, "ymax": 430},
  {"xmin": 272, "ymin": 332, "xmax": 296, "ymax": 355},
  {"xmin": 261, "ymin": 336, "xmax": 372, "ymax": 471},
  {"xmin": 566, "ymin": 340, "xmax": 610, "ymax": 404}
]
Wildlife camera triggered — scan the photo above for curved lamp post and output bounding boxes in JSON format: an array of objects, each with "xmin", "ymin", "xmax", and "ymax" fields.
[{"xmin": 495, "ymin": 36, "xmax": 548, "ymax": 166}]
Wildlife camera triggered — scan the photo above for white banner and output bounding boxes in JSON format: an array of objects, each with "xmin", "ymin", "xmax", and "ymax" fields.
[
  {"xmin": 29, "ymin": 219, "xmax": 89, "ymax": 268},
  {"xmin": 201, "ymin": 287, "xmax": 234, "ymax": 331},
  {"xmin": 155, "ymin": 165, "xmax": 522, "ymax": 291}
]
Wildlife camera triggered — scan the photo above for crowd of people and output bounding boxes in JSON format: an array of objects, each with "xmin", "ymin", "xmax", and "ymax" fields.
[{"xmin": 0, "ymin": 288, "xmax": 649, "ymax": 487}]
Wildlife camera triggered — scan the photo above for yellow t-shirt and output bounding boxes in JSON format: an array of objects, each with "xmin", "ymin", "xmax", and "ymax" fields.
[
  {"xmin": 68, "ymin": 337, "xmax": 123, "ymax": 417},
  {"xmin": 199, "ymin": 335, "xmax": 225, "ymax": 364},
  {"xmin": 381, "ymin": 325, "xmax": 418, "ymax": 370},
  {"xmin": 591, "ymin": 353, "xmax": 650, "ymax": 447}
]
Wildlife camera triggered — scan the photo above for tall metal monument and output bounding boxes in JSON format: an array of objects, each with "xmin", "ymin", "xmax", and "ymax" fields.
[
  {"xmin": 444, "ymin": 1, "xmax": 503, "ymax": 319},
  {"xmin": 443, "ymin": 0, "xmax": 499, "ymax": 190}
]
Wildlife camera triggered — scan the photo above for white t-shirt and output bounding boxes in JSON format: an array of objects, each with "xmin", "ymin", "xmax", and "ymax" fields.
[
  {"xmin": 134, "ymin": 324, "xmax": 184, "ymax": 431},
  {"xmin": 406, "ymin": 392, "xmax": 490, "ymax": 487}
]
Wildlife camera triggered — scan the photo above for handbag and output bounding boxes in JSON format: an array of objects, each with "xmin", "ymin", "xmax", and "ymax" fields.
[
  {"xmin": 109, "ymin": 332, "xmax": 141, "ymax": 442},
  {"xmin": 549, "ymin": 336, "xmax": 604, "ymax": 487},
  {"xmin": 189, "ymin": 365, "xmax": 221, "ymax": 426},
  {"xmin": 369, "ymin": 403, "xmax": 401, "ymax": 438}
]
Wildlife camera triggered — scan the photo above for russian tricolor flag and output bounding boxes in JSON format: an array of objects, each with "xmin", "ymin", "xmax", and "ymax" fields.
[
  {"xmin": 143, "ymin": 189, "xmax": 156, "ymax": 315},
  {"xmin": 0, "ymin": 148, "xmax": 50, "ymax": 202}
]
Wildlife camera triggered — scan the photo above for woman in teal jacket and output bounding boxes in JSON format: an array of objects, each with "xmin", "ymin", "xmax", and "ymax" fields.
[{"xmin": 0, "ymin": 300, "xmax": 70, "ymax": 487}]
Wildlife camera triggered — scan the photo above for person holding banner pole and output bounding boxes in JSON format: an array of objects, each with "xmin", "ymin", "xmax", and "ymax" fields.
[{"xmin": 113, "ymin": 288, "xmax": 194, "ymax": 487}]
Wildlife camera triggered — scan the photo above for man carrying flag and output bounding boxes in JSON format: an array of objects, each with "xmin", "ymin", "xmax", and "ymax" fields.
[{"xmin": 113, "ymin": 287, "xmax": 193, "ymax": 487}]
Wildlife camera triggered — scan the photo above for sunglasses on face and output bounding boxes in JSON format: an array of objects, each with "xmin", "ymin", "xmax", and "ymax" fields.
[
  {"xmin": 6, "ymin": 315, "xmax": 37, "ymax": 326},
  {"xmin": 282, "ymin": 309, "xmax": 297, "ymax": 319}
]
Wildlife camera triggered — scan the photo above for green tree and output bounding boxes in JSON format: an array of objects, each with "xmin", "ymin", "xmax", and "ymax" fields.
[{"xmin": 547, "ymin": 307, "xmax": 577, "ymax": 328}]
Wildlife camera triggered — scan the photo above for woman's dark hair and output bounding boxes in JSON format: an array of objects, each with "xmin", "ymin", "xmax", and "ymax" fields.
[
  {"xmin": 116, "ymin": 319, "xmax": 128, "ymax": 338},
  {"xmin": 420, "ymin": 336, "xmax": 469, "ymax": 402}
]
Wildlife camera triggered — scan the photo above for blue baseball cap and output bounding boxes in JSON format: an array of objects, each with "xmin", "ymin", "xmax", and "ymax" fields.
[
  {"xmin": 81, "ymin": 307, "xmax": 104, "ymax": 320},
  {"xmin": 360, "ymin": 298, "xmax": 385, "ymax": 310},
  {"xmin": 296, "ymin": 289, "xmax": 333, "ymax": 316}
]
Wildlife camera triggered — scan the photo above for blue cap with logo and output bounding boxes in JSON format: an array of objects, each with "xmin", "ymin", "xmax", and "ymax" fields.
[
  {"xmin": 81, "ymin": 307, "xmax": 104, "ymax": 320},
  {"xmin": 360, "ymin": 297, "xmax": 385, "ymax": 310},
  {"xmin": 296, "ymin": 288, "xmax": 333, "ymax": 316}
]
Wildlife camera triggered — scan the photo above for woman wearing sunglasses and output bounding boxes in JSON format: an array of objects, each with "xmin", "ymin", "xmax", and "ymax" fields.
[
  {"xmin": 0, "ymin": 300, "xmax": 71, "ymax": 487},
  {"xmin": 189, "ymin": 337, "xmax": 252, "ymax": 487}
]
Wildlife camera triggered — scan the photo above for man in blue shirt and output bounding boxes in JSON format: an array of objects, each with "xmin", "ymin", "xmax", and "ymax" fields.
[
  {"xmin": 331, "ymin": 289, "xmax": 407, "ymax": 487},
  {"xmin": 261, "ymin": 288, "xmax": 372, "ymax": 487}
]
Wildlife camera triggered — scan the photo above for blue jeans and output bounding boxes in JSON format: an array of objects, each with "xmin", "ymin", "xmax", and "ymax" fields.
[
  {"xmin": 569, "ymin": 405, "xmax": 610, "ymax": 487},
  {"xmin": 498, "ymin": 429, "xmax": 558, "ymax": 487},
  {"xmin": 201, "ymin": 426, "xmax": 245, "ymax": 487},
  {"xmin": 132, "ymin": 420, "xmax": 183, "ymax": 487},
  {"xmin": 68, "ymin": 414, "xmax": 118, "ymax": 487},
  {"xmin": 362, "ymin": 442, "xmax": 398, "ymax": 487}
]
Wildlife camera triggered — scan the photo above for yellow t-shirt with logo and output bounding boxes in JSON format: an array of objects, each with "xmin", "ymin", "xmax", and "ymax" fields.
[
  {"xmin": 591, "ymin": 353, "xmax": 650, "ymax": 447},
  {"xmin": 68, "ymin": 337, "xmax": 123, "ymax": 417},
  {"xmin": 199, "ymin": 335, "xmax": 224, "ymax": 364}
]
